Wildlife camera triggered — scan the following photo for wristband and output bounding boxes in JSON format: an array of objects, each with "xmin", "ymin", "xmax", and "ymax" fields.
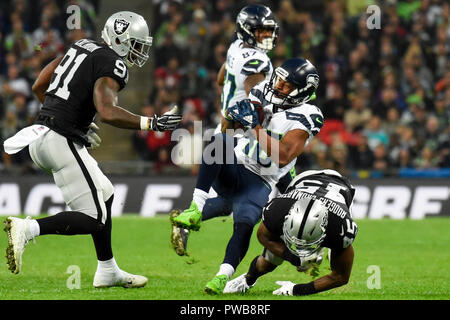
[
  {"xmin": 292, "ymin": 281, "xmax": 316, "ymax": 296},
  {"xmin": 140, "ymin": 116, "xmax": 150, "ymax": 130}
]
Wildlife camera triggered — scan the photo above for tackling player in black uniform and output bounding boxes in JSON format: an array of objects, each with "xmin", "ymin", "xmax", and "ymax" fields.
[
  {"xmin": 3, "ymin": 11, "xmax": 182, "ymax": 288},
  {"xmin": 223, "ymin": 169, "xmax": 357, "ymax": 296}
]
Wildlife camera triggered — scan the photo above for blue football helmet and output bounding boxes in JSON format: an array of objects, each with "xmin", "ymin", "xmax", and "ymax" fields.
[
  {"xmin": 264, "ymin": 58, "xmax": 320, "ymax": 108},
  {"xmin": 236, "ymin": 4, "xmax": 279, "ymax": 52}
]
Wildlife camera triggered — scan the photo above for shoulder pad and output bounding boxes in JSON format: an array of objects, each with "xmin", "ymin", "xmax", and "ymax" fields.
[{"xmin": 240, "ymin": 50, "xmax": 271, "ymax": 75}]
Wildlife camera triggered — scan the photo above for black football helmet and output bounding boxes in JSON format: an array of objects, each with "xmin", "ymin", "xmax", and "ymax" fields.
[
  {"xmin": 263, "ymin": 58, "xmax": 319, "ymax": 108},
  {"xmin": 236, "ymin": 4, "xmax": 279, "ymax": 52}
]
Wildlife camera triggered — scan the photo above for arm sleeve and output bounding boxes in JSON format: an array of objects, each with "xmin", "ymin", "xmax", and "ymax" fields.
[{"xmin": 92, "ymin": 49, "xmax": 129, "ymax": 91}]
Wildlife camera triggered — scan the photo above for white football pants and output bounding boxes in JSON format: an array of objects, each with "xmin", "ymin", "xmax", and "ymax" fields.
[{"xmin": 29, "ymin": 130, "xmax": 113, "ymax": 224}]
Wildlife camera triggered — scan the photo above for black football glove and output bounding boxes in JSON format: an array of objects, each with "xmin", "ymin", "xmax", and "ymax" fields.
[{"xmin": 150, "ymin": 105, "xmax": 182, "ymax": 131}]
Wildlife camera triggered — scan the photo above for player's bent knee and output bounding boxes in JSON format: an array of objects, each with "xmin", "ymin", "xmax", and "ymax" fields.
[
  {"xmin": 233, "ymin": 220, "xmax": 255, "ymax": 232},
  {"xmin": 235, "ymin": 215, "xmax": 260, "ymax": 228}
]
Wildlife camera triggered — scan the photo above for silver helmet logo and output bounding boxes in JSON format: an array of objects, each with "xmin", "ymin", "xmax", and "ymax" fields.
[{"xmin": 114, "ymin": 19, "xmax": 130, "ymax": 35}]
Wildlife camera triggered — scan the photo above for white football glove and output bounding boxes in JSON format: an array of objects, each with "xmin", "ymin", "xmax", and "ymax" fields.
[
  {"xmin": 223, "ymin": 273, "xmax": 255, "ymax": 294},
  {"xmin": 86, "ymin": 122, "xmax": 101, "ymax": 149},
  {"xmin": 273, "ymin": 281, "xmax": 295, "ymax": 296}
]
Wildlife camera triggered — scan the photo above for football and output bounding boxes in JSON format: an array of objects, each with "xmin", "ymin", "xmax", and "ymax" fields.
[
  {"xmin": 228, "ymin": 103, "xmax": 265, "ymax": 130},
  {"xmin": 254, "ymin": 104, "xmax": 266, "ymax": 125}
]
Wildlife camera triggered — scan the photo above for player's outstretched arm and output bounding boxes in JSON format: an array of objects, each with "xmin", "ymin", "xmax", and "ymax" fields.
[
  {"xmin": 93, "ymin": 76, "xmax": 140, "ymax": 129},
  {"xmin": 273, "ymin": 245, "xmax": 354, "ymax": 296},
  {"xmin": 32, "ymin": 56, "xmax": 64, "ymax": 103},
  {"xmin": 312, "ymin": 245, "xmax": 354, "ymax": 292},
  {"xmin": 93, "ymin": 76, "xmax": 181, "ymax": 131}
]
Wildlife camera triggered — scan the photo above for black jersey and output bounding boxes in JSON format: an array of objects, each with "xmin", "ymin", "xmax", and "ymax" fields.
[
  {"xmin": 35, "ymin": 39, "xmax": 129, "ymax": 146},
  {"xmin": 262, "ymin": 171, "xmax": 357, "ymax": 252}
]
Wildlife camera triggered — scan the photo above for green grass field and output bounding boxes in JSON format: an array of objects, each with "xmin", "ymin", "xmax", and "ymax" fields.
[{"xmin": 0, "ymin": 215, "xmax": 449, "ymax": 300}]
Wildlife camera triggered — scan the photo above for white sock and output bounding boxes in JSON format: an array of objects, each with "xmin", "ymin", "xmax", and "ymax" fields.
[
  {"xmin": 216, "ymin": 263, "xmax": 235, "ymax": 279},
  {"xmin": 193, "ymin": 188, "xmax": 209, "ymax": 212},
  {"xmin": 96, "ymin": 257, "xmax": 121, "ymax": 274},
  {"xmin": 28, "ymin": 219, "xmax": 40, "ymax": 239}
]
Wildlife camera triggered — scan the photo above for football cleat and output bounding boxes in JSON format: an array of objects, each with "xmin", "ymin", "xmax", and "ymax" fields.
[
  {"xmin": 4, "ymin": 216, "xmax": 34, "ymax": 274},
  {"xmin": 171, "ymin": 201, "xmax": 202, "ymax": 231},
  {"xmin": 93, "ymin": 270, "xmax": 148, "ymax": 288},
  {"xmin": 204, "ymin": 274, "xmax": 228, "ymax": 295},
  {"xmin": 223, "ymin": 273, "xmax": 256, "ymax": 294},
  {"xmin": 170, "ymin": 209, "xmax": 190, "ymax": 256}
]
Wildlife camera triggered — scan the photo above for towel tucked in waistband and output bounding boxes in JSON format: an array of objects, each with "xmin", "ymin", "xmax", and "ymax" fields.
[{"xmin": 3, "ymin": 125, "xmax": 50, "ymax": 154}]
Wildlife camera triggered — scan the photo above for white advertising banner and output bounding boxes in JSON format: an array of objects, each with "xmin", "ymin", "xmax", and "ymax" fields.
[{"xmin": 0, "ymin": 175, "xmax": 448, "ymax": 219}]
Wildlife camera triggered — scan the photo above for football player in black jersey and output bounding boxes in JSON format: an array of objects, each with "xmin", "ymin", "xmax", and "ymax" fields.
[
  {"xmin": 3, "ymin": 11, "xmax": 182, "ymax": 288},
  {"xmin": 223, "ymin": 169, "xmax": 357, "ymax": 296}
]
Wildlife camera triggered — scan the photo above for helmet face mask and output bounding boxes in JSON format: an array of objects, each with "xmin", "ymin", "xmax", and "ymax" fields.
[
  {"xmin": 264, "ymin": 58, "xmax": 319, "ymax": 108},
  {"xmin": 285, "ymin": 237, "xmax": 323, "ymax": 258},
  {"xmin": 126, "ymin": 38, "xmax": 152, "ymax": 67},
  {"xmin": 253, "ymin": 26, "xmax": 278, "ymax": 51},
  {"xmin": 236, "ymin": 4, "xmax": 279, "ymax": 52},
  {"xmin": 264, "ymin": 71, "xmax": 297, "ymax": 106},
  {"xmin": 282, "ymin": 197, "xmax": 328, "ymax": 259},
  {"xmin": 101, "ymin": 11, "xmax": 153, "ymax": 68}
]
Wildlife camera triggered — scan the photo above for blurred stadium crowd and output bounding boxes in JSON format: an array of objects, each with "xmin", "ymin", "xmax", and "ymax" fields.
[
  {"xmin": 0, "ymin": 0, "xmax": 99, "ymax": 174},
  {"xmin": 0, "ymin": 0, "xmax": 449, "ymax": 177}
]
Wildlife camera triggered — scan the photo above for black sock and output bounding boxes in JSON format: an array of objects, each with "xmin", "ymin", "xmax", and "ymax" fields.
[
  {"xmin": 223, "ymin": 222, "xmax": 254, "ymax": 269},
  {"xmin": 246, "ymin": 256, "xmax": 262, "ymax": 286},
  {"xmin": 91, "ymin": 195, "xmax": 114, "ymax": 261},
  {"xmin": 37, "ymin": 211, "xmax": 104, "ymax": 235},
  {"xmin": 245, "ymin": 255, "xmax": 277, "ymax": 286}
]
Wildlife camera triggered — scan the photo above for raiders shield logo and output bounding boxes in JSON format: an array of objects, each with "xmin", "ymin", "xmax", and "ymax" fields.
[{"xmin": 114, "ymin": 19, "xmax": 130, "ymax": 35}]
